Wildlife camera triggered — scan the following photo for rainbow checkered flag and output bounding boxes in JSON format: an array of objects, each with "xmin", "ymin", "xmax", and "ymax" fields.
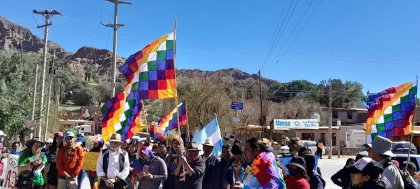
[
  {"xmin": 119, "ymin": 32, "xmax": 177, "ymax": 99},
  {"xmin": 365, "ymin": 81, "xmax": 417, "ymax": 143},
  {"xmin": 152, "ymin": 102, "xmax": 188, "ymax": 140},
  {"xmin": 101, "ymin": 92, "xmax": 145, "ymax": 141}
]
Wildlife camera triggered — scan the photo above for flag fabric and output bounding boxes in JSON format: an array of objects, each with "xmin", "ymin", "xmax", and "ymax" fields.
[
  {"xmin": 119, "ymin": 32, "xmax": 177, "ymax": 99},
  {"xmin": 365, "ymin": 81, "xmax": 417, "ymax": 142},
  {"xmin": 152, "ymin": 102, "xmax": 188, "ymax": 140},
  {"xmin": 101, "ymin": 92, "xmax": 145, "ymax": 141},
  {"xmin": 192, "ymin": 114, "xmax": 223, "ymax": 157},
  {"xmin": 101, "ymin": 32, "xmax": 176, "ymax": 141}
]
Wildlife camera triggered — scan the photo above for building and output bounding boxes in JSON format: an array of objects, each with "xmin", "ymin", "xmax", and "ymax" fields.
[{"xmin": 59, "ymin": 105, "xmax": 102, "ymax": 134}]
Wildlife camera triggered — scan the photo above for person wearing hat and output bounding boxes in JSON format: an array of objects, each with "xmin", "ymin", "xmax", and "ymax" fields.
[
  {"xmin": 367, "ymin": 136, "xmax": 404, "ymax": 189},
  {"xmin": 56, "ymin": 131, "xmax": 84, "ymax": 189},
  {"xmin": 201, "ymin": 138, "xmax": 220, "ymax": 189},
  {"xmin": 137, "ymin": 145, "xmax": 168, "ymax": 189},
  {"xmin": 285, "ymin": 156, "xmax": 310, "ymax": 189},
  {"xmin": 96, "ymin": 133, "xmax": 130, "ymax": 189},
  {"xmin": 174, "ymin": 142, "xmax": 206, "ymax": 189},
  {"xmin": 17, "ymin": 137, "xmax": 48, "ymax": 189},
  {"xmin": 45, "ymin": 131, "xmax": 64, "ymax": 189},
  {"xmin": 348, "ymin": 157, "xmax": 389, "ymax": 189}
]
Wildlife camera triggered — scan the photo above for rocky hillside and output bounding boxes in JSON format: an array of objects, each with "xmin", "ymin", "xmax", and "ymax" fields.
[{"xmin": 0, "ymin": 16, "xmax": 276, "ymax": 84}]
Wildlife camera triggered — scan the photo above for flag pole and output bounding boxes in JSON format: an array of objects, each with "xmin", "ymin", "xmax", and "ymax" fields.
[
  {"xmin": 405, "ymin": 76, "xmax": 418, "ymax": 171},
  {"xmin": 173, "ymin": 20, "xmax": 181, "ymax": 136},
  {"xmin": 185, "ymin": 101, "xmax": 191, "ymax": 143},
  {"xmin": 143, "ymin": 100, "xmax": 149, "ymax": 133}
]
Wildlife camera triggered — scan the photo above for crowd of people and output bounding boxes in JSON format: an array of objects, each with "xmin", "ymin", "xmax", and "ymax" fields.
[{"xmin": 2, "ymin": 130, "xmax": 420, "ymax": 189}]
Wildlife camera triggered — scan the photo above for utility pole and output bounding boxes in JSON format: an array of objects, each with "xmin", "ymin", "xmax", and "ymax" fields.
[
  {"xmin": 328, "ymin": 80, "xmax": 333, "ymax": 159},
  {"xmin": 259, "ymin": 70, "xmax": 263, "ymax": 127},
  {"xmin": 33, "ymin": 9, "xmax": 61, "ymax": 139},
  {"xmin": 44, "ymin": 51, "xmax": 56, "ymax": 141},
  {"xmin": 104, "ymin": 0, "xmax": 131, "ymax": 97}
]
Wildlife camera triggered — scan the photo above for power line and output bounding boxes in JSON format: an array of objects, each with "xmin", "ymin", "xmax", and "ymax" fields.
[
  {"xmin": 274, "ymin": 0, "xmax": 323, "ymax": 62},
  {"xmin": 260, "ymin": 0, "xmax": 301, "ymax": 70}
]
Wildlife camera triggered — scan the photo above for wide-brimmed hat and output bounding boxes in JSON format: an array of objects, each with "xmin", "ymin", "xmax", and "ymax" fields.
[
  {"xmin": 26, "ymin": 137, "xmax": 45, "ymax": 148},
  {"xmin": 286, "ymin": 156, "xmax": 306, "ymax": 172},
  {"xmin": 186, "ymin": 142, "xmax": 200, "ymax": 151},
  {"xmin": 109, "ymin": 133, "xmax": 123, "ymax": 143},
  {"xmin": 202, "ymin": 138, "xmax": 214, "ymax": 147},
  {"xmin": 370, "ymin": 135, "xmax": 394, "ymax": 157}
]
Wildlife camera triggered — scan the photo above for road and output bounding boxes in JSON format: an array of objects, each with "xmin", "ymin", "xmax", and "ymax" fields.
[{"xmin": 318, "ymin": 155, "xmax": 353, "ymax": 189}]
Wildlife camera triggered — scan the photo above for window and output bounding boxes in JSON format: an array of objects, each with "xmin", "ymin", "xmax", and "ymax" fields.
[
  {"xmin": 321, "ymin": 133, "xmax": 325, "ymax": 143},
  {"xmin": 332, "ymin": 133, "xmax": 337, "ymax": 146},
  {"xmin": 347, "ymin": 111, "xmax": 353, "ymax": 120},
  {"xmin": 302, "ymin": 133, "xmax": 315, "ymax": 140},
  {"xmin": 333, "ymin": 111, "xmax": 338, "ymax": 119}
]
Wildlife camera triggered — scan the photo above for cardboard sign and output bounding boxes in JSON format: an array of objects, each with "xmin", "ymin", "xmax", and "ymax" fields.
[
  {"xmin": 2, "ymin": 154, "xmax": 19, "ymax": 189},
  {"xmin": 82, "ymin": 152, "xmax": 99, "ymax": 171}
]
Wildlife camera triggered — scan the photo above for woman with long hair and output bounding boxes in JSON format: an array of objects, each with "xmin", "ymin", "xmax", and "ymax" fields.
[
  {"xmin": 17, "ymin": 137, "xmax": 48, "ymax": 189},
  {"xmin": 45, "ymin": 132, "xmax": 64, "ymax": 189}
]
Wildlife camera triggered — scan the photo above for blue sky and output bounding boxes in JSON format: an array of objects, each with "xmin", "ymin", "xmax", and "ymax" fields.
[{"xmin": 2, "ymin": 0, "xmax": 420, "ymax": 94}]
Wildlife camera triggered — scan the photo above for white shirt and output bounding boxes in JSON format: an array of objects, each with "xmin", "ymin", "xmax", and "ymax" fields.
[{"xmin": 96, "ymin": 148, "xmax": 130, "ymax": 180}]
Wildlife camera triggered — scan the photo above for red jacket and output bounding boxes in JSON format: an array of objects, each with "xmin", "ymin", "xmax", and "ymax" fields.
[
  {"xmin": 56, "ymin": 145, "xmax": 84, "ymax": 177},
  {"xmin": 286, "ymin": 176, "xmax": 310, "ymax": 189}
]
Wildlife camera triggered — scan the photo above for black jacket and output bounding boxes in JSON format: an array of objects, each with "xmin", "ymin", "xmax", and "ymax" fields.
[
  {"xmin": 201, "ymin": 155, "xmax": 220, "ymax": 189},
  {"xmin": 331, "ymin": 166, "xmax": 351, "ymax": 189}
]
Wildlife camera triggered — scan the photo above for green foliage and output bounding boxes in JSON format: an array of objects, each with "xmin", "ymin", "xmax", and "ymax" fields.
[{"xmin": 0, "ymin": 53, "xmax": 39, "ymax": 139}]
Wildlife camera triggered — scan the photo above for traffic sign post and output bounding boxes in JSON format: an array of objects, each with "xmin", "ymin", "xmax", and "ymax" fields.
[{"xmin": 231, "ymin": 102, "xmax": 244, "ymax": 110}]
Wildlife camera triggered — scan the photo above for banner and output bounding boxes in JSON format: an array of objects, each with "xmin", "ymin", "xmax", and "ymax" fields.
[
  {"xmin": 82, "ymin": 152, "xmax": 100, "ymax": 171},
  {"xmin": 274, "ymin": 119, "xmax": 319, "ymax": 130},
  {"xmin": 2, "ymin": 154, "xmax": 19, "ymax": 189}
]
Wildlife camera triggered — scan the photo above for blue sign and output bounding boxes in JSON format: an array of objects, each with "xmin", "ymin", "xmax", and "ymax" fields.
[{"xmin": 231, "ymin": 102, "xmax": 244, "ymax": 110}]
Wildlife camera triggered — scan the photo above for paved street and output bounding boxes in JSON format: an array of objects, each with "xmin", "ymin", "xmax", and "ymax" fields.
[{"xmin": 318, "ymin": 155, "xmax": 353, "ymax": 189}]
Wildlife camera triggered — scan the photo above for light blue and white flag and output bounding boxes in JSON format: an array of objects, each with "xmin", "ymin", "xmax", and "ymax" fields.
[{"xmin": 192, "ymin": 114, "xmax": 223, "ymax": 157}]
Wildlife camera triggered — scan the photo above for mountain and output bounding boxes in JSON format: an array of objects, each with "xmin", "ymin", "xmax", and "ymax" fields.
[{"xmin": 0, "ymin": 16, "xmax": 277, "ymax": 85}]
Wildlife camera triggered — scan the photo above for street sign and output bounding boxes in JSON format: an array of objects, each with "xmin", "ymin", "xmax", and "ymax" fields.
[{"xmin": 231, "ymin": 102, "xmax": 244, "ymax": 110}]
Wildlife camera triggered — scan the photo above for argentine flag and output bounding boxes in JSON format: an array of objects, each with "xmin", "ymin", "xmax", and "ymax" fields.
[{"xmin": 192, "ymin": 114, "xmax": 223, "ymax": 157}]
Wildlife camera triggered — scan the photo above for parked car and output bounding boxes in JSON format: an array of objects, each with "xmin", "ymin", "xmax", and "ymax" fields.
[
  {"xmin": 301, "ymin": 140, "xmax": 325, "ymax": 155},
  {"xmin": 391, "ymin": 141, "xmax": 417, "ymax": 154},
  {"xmin": 391, "ymin": 154, "xmax": 420, "ymax": 172}
]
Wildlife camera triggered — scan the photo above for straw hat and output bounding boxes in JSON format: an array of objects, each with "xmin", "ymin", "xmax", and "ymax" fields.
[
  {"xmin": 202, "ymin": 138, "xmax": 214, "ymax": 147},
  {"xmin": 109, "ymin": 133, "xmax": 123, "ymax": 143}
]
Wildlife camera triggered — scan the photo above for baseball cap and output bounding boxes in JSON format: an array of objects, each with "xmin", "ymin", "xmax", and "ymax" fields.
[
  {"xmin": 349, "ymin": 157, "xmax": 383, "ymax": 177},
  {"xmin": 64, "ymin": 131, "xmax": 75, "ymax": 138}
]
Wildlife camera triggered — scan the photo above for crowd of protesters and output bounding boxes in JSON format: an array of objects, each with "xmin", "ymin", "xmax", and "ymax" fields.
[{"xmin": 0, "ymin": 130, "xmax": 418, "ymax": 189}]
